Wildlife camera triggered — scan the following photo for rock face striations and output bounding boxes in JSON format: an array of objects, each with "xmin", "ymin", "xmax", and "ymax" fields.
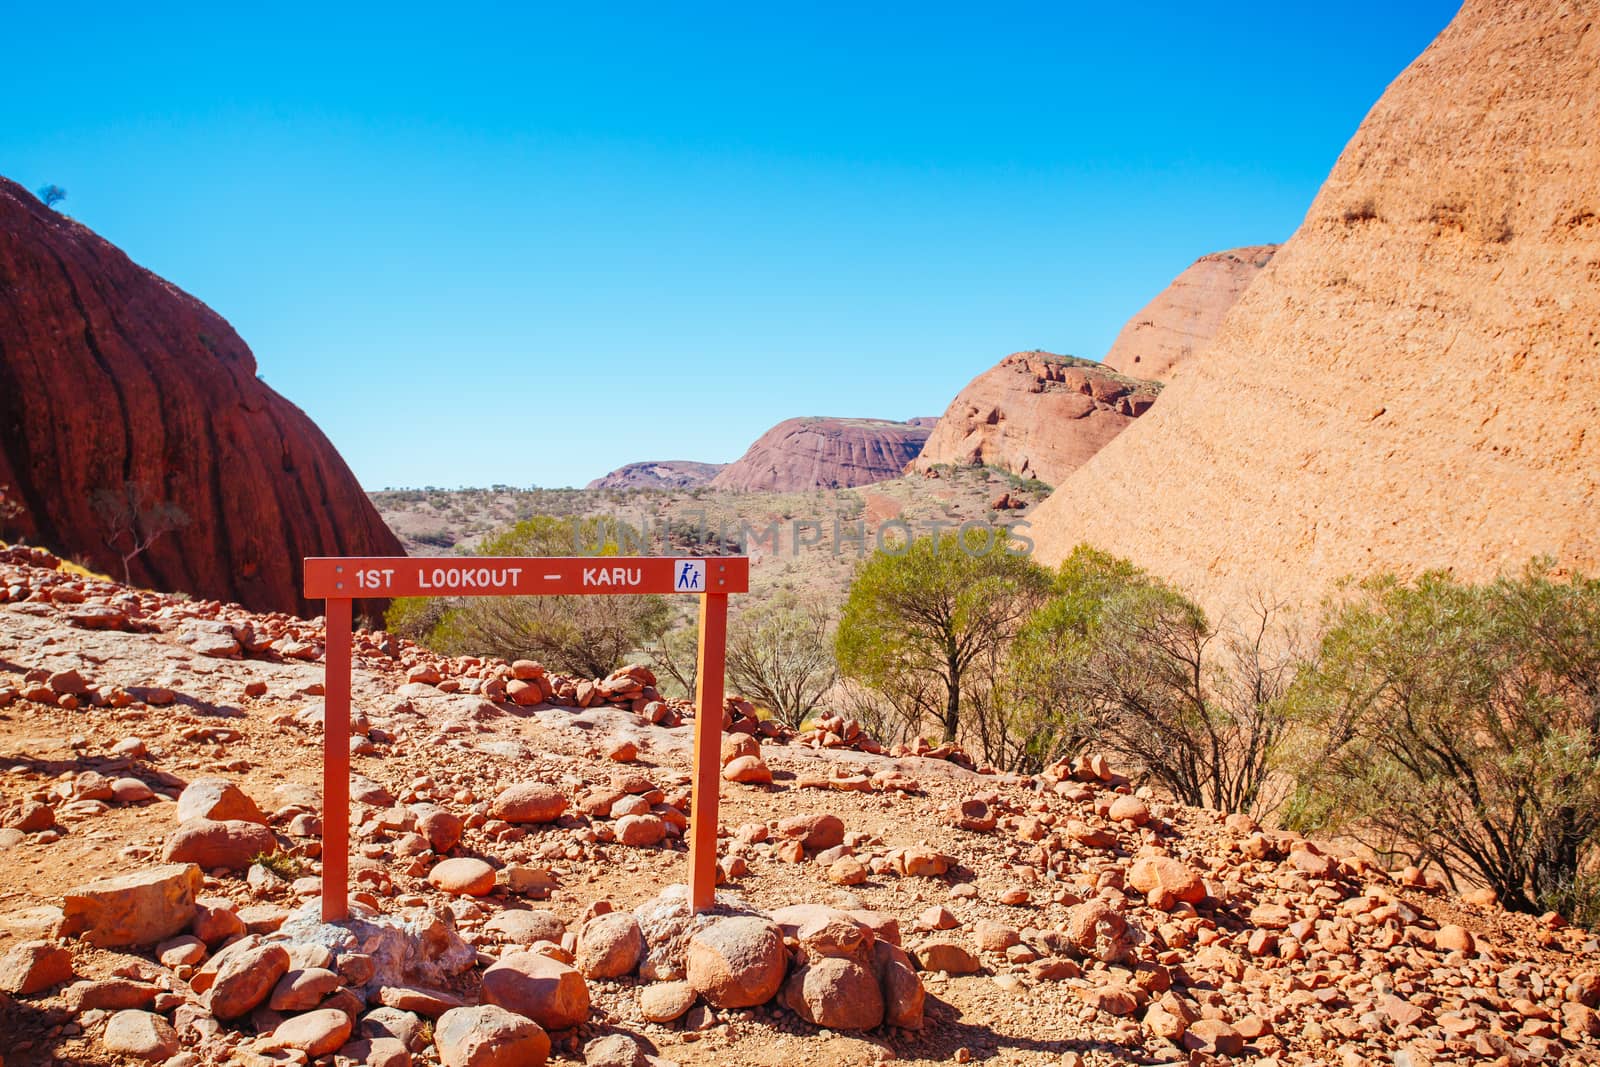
[
  {"xmin": 909, "ymin": 352, "xmax": 1160, "ymax": 487},
  {"xmin": 1031, "ymin": 0, "xmax": 1600, "ymax": 614},
  {"xmin": 585, "ymin": 461, "xmax": 726, "ymax": 491},
  {"xmin": 0, "ymin": 176, "xmax": 401, "ymax": 616},
  {"xmin": 1100, "ymin": 245, "xmax": 1278, "ymax": 381},
  {"xmin": 709, "ymin": 417, "xmax": 932, "ymax": 492}
]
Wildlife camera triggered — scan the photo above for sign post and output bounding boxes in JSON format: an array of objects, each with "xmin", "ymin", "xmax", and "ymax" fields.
[{"xmin": 304, "ymin": 556, "xmax": 749, "ymax": 922}]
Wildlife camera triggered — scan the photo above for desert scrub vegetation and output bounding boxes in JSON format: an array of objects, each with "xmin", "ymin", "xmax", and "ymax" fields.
[
  {"xmin": 386, "ymin": 514, "xmax": 671, "ymax": 677},
  {"xmin": 1002, "ymin": 546, "xmax": 1301, "ymax": 811},
  {"xmin": 1286, "ymin": 561, "xmax": 1600, "ymax": 916}
]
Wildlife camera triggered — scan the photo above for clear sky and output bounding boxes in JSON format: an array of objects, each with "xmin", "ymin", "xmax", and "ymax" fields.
[{"xmin": 4, "ymin": 1, "xmax": 1460, "ymax": 489}]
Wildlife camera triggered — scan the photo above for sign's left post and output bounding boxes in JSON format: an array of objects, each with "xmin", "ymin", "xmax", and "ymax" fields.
[{"xmin": 322, "ymin": 596, "xmax": 353, "ymax": 922}]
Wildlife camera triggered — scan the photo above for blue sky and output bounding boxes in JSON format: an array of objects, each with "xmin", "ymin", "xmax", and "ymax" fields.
[{"xmin": 4, "ymin": 2, "xmax": 1459, "ymax": 489}]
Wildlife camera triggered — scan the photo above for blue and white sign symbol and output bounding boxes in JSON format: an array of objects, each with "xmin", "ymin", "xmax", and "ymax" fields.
[{"xmin": 674, "ymin": 560, "xmax": 706, "ymax": 592}]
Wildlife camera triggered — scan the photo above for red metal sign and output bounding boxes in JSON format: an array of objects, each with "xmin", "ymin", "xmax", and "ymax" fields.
[
  {"xmin": 304, "ymin": 555, "xmax": 749, "ymax": 598},
  {"xmin": 305, "ymin": 556, "xmax": 747, "ymax": 922}
]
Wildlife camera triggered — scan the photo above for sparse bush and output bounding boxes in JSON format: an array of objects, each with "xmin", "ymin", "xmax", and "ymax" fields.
[
  {"xmin": 388, "ymin": 514, "xmax": 671, "ymax": 677},
  {"xmin": 1008, "ymin": 546, "xmax": 1299, "ymax": 810},
  {"xmin": 37, "ymin": 184, "xmax": 66, "ymax": 208},
  {"xmin": 726, "ymin": 592, "xmax": 838, "ymax": 730},
  {"xmin": 1289, "ymin": 561, "xmax": 1600, "ymax": 915}
]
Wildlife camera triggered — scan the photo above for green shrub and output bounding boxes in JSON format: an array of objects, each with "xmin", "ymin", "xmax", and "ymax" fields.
[{"xmin": 1290, "ymin": 561, "xmax": 1600, "ymax": 914}]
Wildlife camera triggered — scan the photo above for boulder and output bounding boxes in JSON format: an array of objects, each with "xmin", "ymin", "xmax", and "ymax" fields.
[
  {"xmin": 575, "ymin": 913, "xmax": 643, "ymax": 979},
  {"xmin": 685, "ymin": 916, "xmax": 786, "ymax": 1009},
  {"xmin": 1128, "ymin": 856, "xmax": 1206, "ymax": 905},
  {"xmin": 0, "ymin": 940, "xmax": 74, "ymax": 995},
  {"xmin": 61, "ymin": 864, "xmax": 202, "ymax": 947},
  {"xmin": 615, "ymin": 814, "xmax": 666, "ymax": 848},
  {"xmin": 435, "ymin": 1004, "xmax": 550, "ymax": 1067},
  {"xmin": 483, "ymin": 910, "xmax": 566, "ymax": 946},
  {"xmin": 490, "ymin": 784, "xmax": 567, "ymax": 824},
  {"xmin": 481, "ymin": 951, "xmax": 590, "ymax": 1030},
  {"xmin": 582, "ymin": 1034, "xmax": 647, "ymax": 1067},
  {"xmin": 1065, "ymin": 900, "xmax": 1136, "ymax": 964},
  {"xmin": 272, "ymin": 1008, "xmax": 353, "ymax": 1057},
  {"xmin": 101, "ymin": 1010, "xmax": 179, "ymax": 1062},
  {"xmin": 782, "ymin": 957, "xmax": 885, "ymax": 1030},
  {"xmin": 163, "ymin": 818, "xmax": 277, "ymax": 871},
  {"xmin": 429, "ymin": 858, "xmax": 497, "ymax": 897},
  {"xmin": 873, "ymin": 941, "xmax": 925, "ymax": 1029},
  {"xmin": 638, "ymin": 980, "xmax": 697, "ymax": 1023},
  {"xmin": 913, "ymin": 940, "xmax": 980, "ymax": 975},
  {"xmin": 207, "ymin": 942, "xmax": 291, "ymax": 1019},
  {"xmin": 776, "ymin": 813, "xmax": 845, "ymax": 851},
  {"xmin": 176, "ymin": 778, "xmax": 266, "ymax": 824}
]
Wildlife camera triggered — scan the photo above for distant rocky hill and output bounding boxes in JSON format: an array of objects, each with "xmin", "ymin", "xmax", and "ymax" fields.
[
  {"xmin": 1100, "ymin": 245, "xmax": 1278, "ymax": 381},
  {"xmin": 1031, "ymin": 0, "xmax": 1600, "ymax": 614},
  {"xmin": 909, "ymin": 352, "xmax": 1159, "ymax": 487},
  {"xmin": 709, "ymin": 417, "xmax": 933, "ymax": 492},
  {"xmin": 586, "ymin": 461, "xmax": 726, "ymax": 491},
  {"xmin": 0, "ymin": 176, "xmax": 401, "ymax": 616}
]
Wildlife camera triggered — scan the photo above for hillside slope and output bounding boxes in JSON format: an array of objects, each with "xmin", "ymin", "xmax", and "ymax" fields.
[{"xmin": 1100, "ymin": 245, "xmax": 1278, "ymax": 381}]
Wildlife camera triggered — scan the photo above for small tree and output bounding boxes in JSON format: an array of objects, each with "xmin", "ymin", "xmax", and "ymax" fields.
[
  {"xmin": 726, "ymin": 592, "xmax": 838, "ymax": 729},
  {"xmin": 835, "ymin": 531, "xmax": 1051, "ymax": 744},
  {"xmin": 37, "ymin": 184, "xmax": 66, "ymax": 208},
  {"xmin": 91, "ymin": 480, "xmax": 189, "ymax": 583},
  {"xmin": 1009, "ymin": 545, "xmax": 1299, "ymax": 812},
  {"xmin": 1289, "ymin": 562, "xmax": 1600, "ymax": 914}
]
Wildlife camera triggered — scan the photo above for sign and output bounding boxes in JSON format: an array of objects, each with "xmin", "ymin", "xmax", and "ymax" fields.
[
  {"xmin": 304, "ymin": 555, "xmax": 748, "ymax": 598},
  {"xmin": 305, "ymin": 555, "xmax": 747, "ymax": 923}
]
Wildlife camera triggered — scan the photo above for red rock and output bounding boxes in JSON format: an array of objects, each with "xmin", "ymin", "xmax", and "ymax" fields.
[
  {"xmin": 1128, "ymin": 857, "xmax": 1206, "ymax": 905},
  {"xmin": 1435, "ymin": 924, "xmax": 1475, "ymax": 954},
  {"xmin": 480, "ymin": 951, "xmax": 590, "ymax": 1030},
  {"xmin": 1028, "ymin": 5, "xmax": 1600, "ymax": 615},
  {"xmin": 721, "ymin": 755, "xmax": 772, "ymax": 785},
  {"xmin": 1107, "ymin": 796, "xmax": 1151, "ymax": 826},
  {"xmin": 0, "ymin": 178, "xmax": 402, "ymax": 613},
  {"xmin": 909, "ymin": 352, "xmax": 1159, "ymax": 484},
  {"xmin": 685, "ymin": 916, "xmax": 787, "ymax": 1009},
  {"xmin": 1101, "ymin": 247, "xmax": 1278, "ymax": 381},
  {"xmin": 1182, "ymin": 1018, "xmax": 1244, "ymax": 1056},
  {"xmin": 101, "ymin": 1010, "xmax": 179, "ymax": 1062},
  {"xmin": 777, "ymin": 813, "xmax": 844, "ymax": 851},
  {"xmin": 783, "ymin": 956, "xmax": 884, "ymax": 1030},
  {"xmin": 0, "ymin": 940, "xmax": 73, "ymax": 995},
  {"xmin": 176, "ymin": 778, "xmax": 267, "ymax": 824},
  {"xmin": 61, "ymin": 864, "xmax": 202, "ymax": 947},
  {"xmin": 1065, "ymin": 900, "xmax": 1135, "ymax": 964},
  {"xmin": 163, "ymin": 818, "xmax": 277, "ymax": 871},
  {"xmin": 913, "ymin": 941, "xmax": 980, "ymax": 975},
  {"xmin": 272, "ymin": 1008, "xmax": 353, "ymax": 1057},
  {"xmin": 586, "ymin": 461, "xmax": 726, "ymax": 490},
  {"xmin": 269, "ymin": 968, "xmax": 342, "ymax": 1012},
  {"xmin": 615, "ymin": 814, "xmax": 666, "ymax": 848},
  {"xmin": 428, "ymin": 858, "xmax": 496, "ymax": 897},
  {"xmin": 206, "ymin": 942, "xmax": 290, "ymax": 1019},
  {"xmin": 710, "ymin": 417, "xmax": 932, "ymax": 491},
  {"xmin": 490, "ymin": 784, "xmax": 567, "ymax": 824},
  {"xmin": 435, "ymin": 1004, "xmax": 550, "ymax": 1067},
  {"xmin": 574, "ymin": 913, "xmax": 643, "ymax": 979}
]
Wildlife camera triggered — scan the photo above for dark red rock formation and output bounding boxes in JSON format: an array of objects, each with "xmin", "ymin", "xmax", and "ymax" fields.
[
  {"xmin": 585, "ymin": 461, "xmax": 727, "ymax": 491},
  {"xmin": 0, "ymin": 176, "xmax": 402, "ymax": 617},
  {"xmin": 708, "ymin": 418, "xmax": 931, "ymax": 492}
]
